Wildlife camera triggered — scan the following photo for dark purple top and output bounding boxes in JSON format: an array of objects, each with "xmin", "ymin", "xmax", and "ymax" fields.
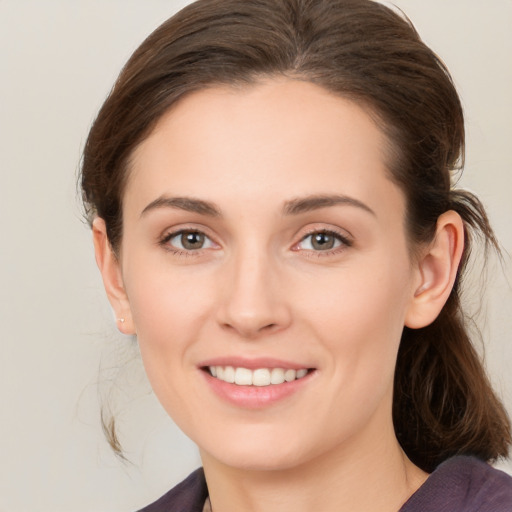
[
  {"xmin": 138, "ymin": 456, "xmax": 512, "ymax": 512},
  {"xmin": 399, "ymin": 456, "xmax": 512, "ymax": 511}
]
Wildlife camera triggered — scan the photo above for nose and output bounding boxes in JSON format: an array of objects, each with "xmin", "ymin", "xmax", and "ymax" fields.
[{"xmin": 217, "ymin": 248, "xmax": 292, "ymax": 339}]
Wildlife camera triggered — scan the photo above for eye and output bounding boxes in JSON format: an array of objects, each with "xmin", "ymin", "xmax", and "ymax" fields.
[
  {"xmin": 296, "ymin": 230, "xmax": 350, "ymax": 251},
  {"xmin": 164, "ymin": 230, "xmax": 216, "ymax": 251}
]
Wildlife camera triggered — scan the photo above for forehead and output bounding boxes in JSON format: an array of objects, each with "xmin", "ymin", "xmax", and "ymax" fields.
[{"xmin": 126, "ymin": 79, "xmax": 403, "ymax": 222}]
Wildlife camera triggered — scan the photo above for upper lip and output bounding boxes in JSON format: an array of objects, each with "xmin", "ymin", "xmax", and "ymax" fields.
[{"xmin": 198, "ymin": 356, "xmax": 313, "ymax": 370}]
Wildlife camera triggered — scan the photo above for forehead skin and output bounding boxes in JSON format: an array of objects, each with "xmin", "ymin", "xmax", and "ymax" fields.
[{"xmin": 125, "ymin": 79, "xmax": 404, "ymax": 238}]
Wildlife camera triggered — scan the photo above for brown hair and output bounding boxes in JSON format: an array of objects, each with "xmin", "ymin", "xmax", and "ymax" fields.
[{"xmin": 81, "ymin": 0, "xmax": 510, "ymax": 471}]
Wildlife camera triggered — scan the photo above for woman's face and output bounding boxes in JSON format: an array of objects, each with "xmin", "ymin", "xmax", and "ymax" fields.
[{"xmin": 117, "ymin": 79, "xmax": 422, "ymax": 470}]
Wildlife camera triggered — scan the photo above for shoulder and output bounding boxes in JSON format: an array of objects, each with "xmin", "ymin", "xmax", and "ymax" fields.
[
  {"xmin": 137, "ymin": 468, "xmax": 208, "ymax": 512},
  {"xmin": 400, "ymin": 456, "xmax": 512, "ymax": 512}
]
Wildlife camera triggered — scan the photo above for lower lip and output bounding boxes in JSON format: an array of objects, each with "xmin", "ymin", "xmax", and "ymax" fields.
[{"xmin": 201, "ymin": 370, "xmax": 314, "ymax": 409}]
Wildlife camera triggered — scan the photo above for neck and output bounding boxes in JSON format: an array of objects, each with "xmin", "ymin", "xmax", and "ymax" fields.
[{"xmin": 201, "ymin": 416, "xmax": 428, "ymax": 512}]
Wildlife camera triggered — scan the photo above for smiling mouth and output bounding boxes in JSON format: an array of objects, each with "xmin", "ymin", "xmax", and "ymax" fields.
[{"xmin": 205, "ymin": 366, "xmax": 312, "ymax": 386}]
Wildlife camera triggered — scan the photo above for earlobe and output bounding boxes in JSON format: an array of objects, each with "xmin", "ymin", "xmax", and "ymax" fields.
[
  {"xmin": 92, "ymin": 218, "xmax": 136, "ymax": 335},
  {"xmin": 405, "ymin": 211, "xmax": 465, "ymax": 329}
]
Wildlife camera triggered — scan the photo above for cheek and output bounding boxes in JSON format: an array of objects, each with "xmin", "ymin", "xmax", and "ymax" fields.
[
  {"xmin": 126, "ymin": 272, "xmax": 215, "ymax": 426},
  {"xmin": 295, "ymin": 265, "xmax": 412, "ymax": 441},
  {"xmin": 127, "ymin": 258, "xmax": 213, "ymax": 331},
  {"xmin": 124, "ymin": 264, "xmax": 217, "ymax": 381},
  {"xmin": 306, "ymin": 252, "xmax": 413, "ymax": 379},
  {"xmin": 309, "ymin": 255, "xmax": 411, "ymax": 333}
]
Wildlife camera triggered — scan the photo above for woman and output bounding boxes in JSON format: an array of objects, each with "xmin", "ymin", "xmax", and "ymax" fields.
[{"xmin": 81, "ymin": 0, "xmax": 512, "ymax": 510}]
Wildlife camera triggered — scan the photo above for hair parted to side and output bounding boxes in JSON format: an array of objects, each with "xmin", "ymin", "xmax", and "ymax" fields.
[{"xmin": 80, "ymin": 0, "xmax": 511, "ymax": 471}]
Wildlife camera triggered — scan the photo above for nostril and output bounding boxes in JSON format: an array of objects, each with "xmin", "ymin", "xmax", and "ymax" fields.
[{"xmin": 219, "ymin": 321, "xmax": 280, "ymax": 340}]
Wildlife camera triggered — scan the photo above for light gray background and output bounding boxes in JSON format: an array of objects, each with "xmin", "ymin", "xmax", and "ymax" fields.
[{"xmin": 1, "ymin": 1, "xmax": 511, "ymax": 511}]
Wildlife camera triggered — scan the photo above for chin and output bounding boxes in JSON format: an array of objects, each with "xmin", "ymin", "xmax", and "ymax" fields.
[
  {"xmin": 198, "ymin": 432, "xmax": 318, "ymax": 472},
  {"xmin": 212, "ymin": 450, "xmax": 306, "ymax": 472}
]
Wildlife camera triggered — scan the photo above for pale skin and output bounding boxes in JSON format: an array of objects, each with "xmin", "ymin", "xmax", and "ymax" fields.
[{"xmin": 93, "ymin": 79, "xmax": 465, "ymax": 512}]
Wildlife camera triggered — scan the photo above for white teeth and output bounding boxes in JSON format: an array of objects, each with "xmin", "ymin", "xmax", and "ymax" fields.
[
  {"xmin": 234, "ymin": 367, "xmax": 252, "ymax": 385},
  {"xmin": 208, "ymin": 366, "xmax": 309, "ymax": 386},
  {"xmin": 296, "ymin": 369, "xmax": 308, "ymax": 379},
  {"xmin": 284, "ymin": 369, "xmax": 296, "ymax": 382},
  {"xmin": 252, "ymin": 368, "xmax": 271, "ymax": 386},
  {"xmin": 270, "ymin": 368, "xmax": 285, "ymax": 384},
  {"xmin": 223, "ymin": 366, "xmax": 235, "ymax": 383}
]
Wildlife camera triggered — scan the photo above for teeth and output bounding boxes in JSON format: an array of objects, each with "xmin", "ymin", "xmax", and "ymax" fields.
[
  {"xmin": 252, "ymin": 368, "xmax": 270, "ymax": 386},
  {"xmin": 223, "ymin": 366, "xmax": 235, "ymax": 383},
  {"xmin": 284, "ymin": 369, "xmax": 296, "ymax": 382},
  {"xmin": 208, "ymin": 366, "xmax": 309, "ymax": 386},
  {"xmin": 270, "ymin": 368, "xmax": 285, "ymax": 384},
  {"xmin": 235, "ymin": 367, "xmax": 252, "ymax": 385}
]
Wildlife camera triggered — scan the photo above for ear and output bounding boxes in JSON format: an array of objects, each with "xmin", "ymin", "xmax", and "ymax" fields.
[
  {"xmin": 92, "ymin": 217, "xmax": 135, "ymax": 335},
  {"xmin": 405, "ymin": 210, "xmax": 465, "ymax": 329}
]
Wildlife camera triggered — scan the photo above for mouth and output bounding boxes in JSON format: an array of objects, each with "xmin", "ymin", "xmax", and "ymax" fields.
[{"xmin": 203, "ymin": 366, "xmax": 313, "ymax": 386}]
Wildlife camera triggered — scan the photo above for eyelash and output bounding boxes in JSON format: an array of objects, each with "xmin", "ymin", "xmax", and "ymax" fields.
[
  {"xmin": 158, "ymin": 229, "xmax": 216, "ymax": 258},
  {"xmin": 294, "ymin": 229, "xmax": 353, "ymax": 258},
  {"xmin": 158, "ymin": 228, "xmax": 353, "ymax": 258}
]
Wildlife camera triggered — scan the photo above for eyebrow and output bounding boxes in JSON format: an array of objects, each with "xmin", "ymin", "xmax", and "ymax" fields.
[
  {"xmin": 140, "ymin": 196, "xmax": 221, "ymax": 218},
  {"xmin": 140, "ymin": 193, "xmax": 375, "ymax": 219},
  {"xmin": 282, "ymin": 194, "xmax": 376, "ymax": 216}
]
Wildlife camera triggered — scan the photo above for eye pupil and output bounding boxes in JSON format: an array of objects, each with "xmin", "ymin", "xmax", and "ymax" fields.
[
  {"xmin": 182, "ymin": 231, "xmax": 205, "ymax": 250},
  {"xmin": 312, "ymin": 232, "xmax": 335, "ymax": 250}
]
